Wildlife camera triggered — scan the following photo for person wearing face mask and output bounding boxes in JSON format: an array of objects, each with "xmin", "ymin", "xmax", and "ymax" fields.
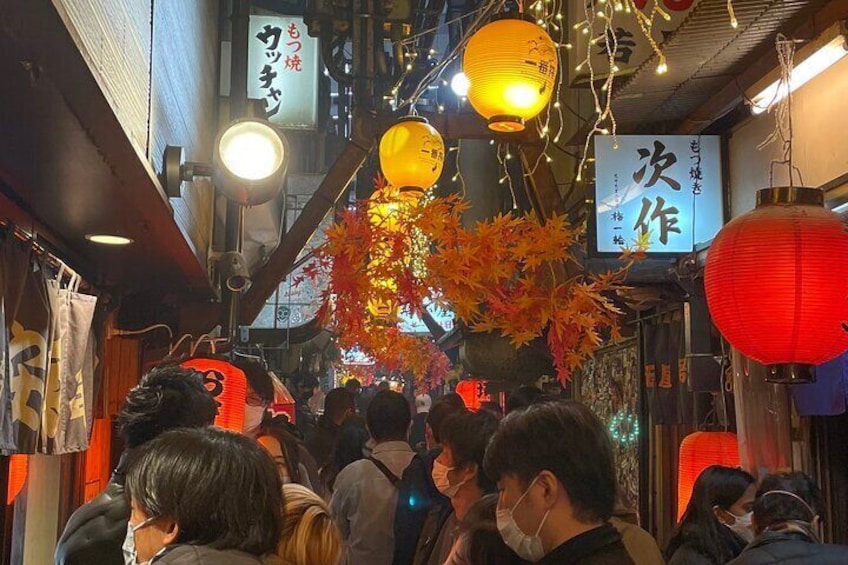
[
  {"xmin": 413, "ymin": 410, "xmax": 500, "ymax": 565},
  {"xmin": 483, "ymin": 401, "xmax": 634, "ymax": 565},
  {"xmin": 728, "ymin": 472, "xmax": 848, "ymax": 564},
  {"xmin": 124, "ymin": 427, "xmax": 282, "ymax": 564},
  {"xmin": 54, "ymin": 366, "xmax": 218, "ymax": 565},
  {"xmin": 665, "ymin": 465, "xmax": 757, "ymax": 565}
]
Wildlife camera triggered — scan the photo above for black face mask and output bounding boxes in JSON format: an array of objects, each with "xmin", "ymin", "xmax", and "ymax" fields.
[{"xmin": 301, "ymin": 389, "xmax": 314, "ymax": 401}]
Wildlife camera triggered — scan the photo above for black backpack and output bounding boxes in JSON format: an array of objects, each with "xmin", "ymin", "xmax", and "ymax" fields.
[{"xmin": 368, "ymin": 453, "xmax": 441, "ymax": 565}]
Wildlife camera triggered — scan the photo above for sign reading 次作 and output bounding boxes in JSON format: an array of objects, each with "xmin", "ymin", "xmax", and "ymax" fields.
[
  {"xmin": 594, "ymin": 135, "xmax": 723, "ymax": 254},
  {"xmin": 248, "ymin": 15, "xmax": 319, "ymax": 129}
]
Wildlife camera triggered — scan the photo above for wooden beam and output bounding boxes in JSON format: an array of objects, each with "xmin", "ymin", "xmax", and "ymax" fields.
[
  {"xmin": 519, "ymin": 144, "xmax": 564, "ymax": 220},
  {"xmin": 240, "ymin": 130, "xmax": 375, "ymax": 324}
]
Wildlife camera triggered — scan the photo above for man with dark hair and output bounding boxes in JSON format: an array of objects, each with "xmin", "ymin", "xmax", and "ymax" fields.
[
  {"xmin": 425, "ymin": 393, "xmax": 466, "ymax": 452},
  {"xmin": 484, "ymin": 401, "xmax": 633, "ymax": 564},
  {"xmin": 729, "ymin": 472, "xmax": 848, "ymax": 564},
  {"xmin": 414, "ymin": 410, "xmax": 500, "ymax": 565},
  {"xmin": 306, "ymin": 387, "xmax": 355, "ymax": 468},
  {"xmin": 331, "ymin": 390, "xmax": 415, "ymax": 564},
  {"xmin": 55, "ymin": 365, "xmax": 218, "ymax": 565},
  {"xmin": 125, "ymin": 426, "xmax": 282, "ymax": 563}
]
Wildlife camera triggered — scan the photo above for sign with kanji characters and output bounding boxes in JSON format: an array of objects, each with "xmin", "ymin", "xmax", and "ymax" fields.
[
  {"xmin": 566, "ymin": 0, "xmax": 701, "ymax": 85},
  {"xmin": 595, "ymin": 135, "xmax": 722, "ymax": 254},
  {"xmin": 248, "ymin": 15, "xmax": 319, "ymax": 129}
]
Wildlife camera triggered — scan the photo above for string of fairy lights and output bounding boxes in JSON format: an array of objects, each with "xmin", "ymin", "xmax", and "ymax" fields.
[{"xmin": 379, "ymin": 0, "xmax": 741, "ymax": 204}]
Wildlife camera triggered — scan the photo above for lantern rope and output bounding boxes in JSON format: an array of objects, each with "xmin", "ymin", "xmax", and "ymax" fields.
[{"xmin": 757, "ymin": 33, "xmax": 805, "ymax": 188}]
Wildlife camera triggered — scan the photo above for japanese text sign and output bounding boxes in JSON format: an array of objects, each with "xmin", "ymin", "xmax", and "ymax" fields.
[
  {"xmin": 248, "ymin": 15, "xmax": 319, "ymax": 129},
  {"xmin": 566, "ymin": 0, "xmax": 701, "ymax": 85},
  {"xmin": 595, "ymin": 135, "xmax": 723, "ymax": 254}
]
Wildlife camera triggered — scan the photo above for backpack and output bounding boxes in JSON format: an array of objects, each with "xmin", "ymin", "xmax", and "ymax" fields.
[{"xmin": 368, "ymin": 453, "xmax": 442, "ymax": 565}]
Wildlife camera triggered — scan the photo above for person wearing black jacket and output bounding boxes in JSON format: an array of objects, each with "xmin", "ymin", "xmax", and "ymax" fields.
[
  {"xmin": 728, "ymin": 472, "xmax": 848, "ymax": 565},
  {"xmin": 54, "ymin": 366, "xmax": 217, "ymax": 565},
  {"xmin": 484, "ymin": 401, "xmax": 634, "ymax": 565}
]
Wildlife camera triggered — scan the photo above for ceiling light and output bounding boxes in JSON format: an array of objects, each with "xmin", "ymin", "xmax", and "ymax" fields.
[
  {"xmin": 85, "ymin": 234, "xmax": 133, "ymax": 246},
  {"xmin": 751, "ymin": 32, "xmax": 847, "ymax": 115}
]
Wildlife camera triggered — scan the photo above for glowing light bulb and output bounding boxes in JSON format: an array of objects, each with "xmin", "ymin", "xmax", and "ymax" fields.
[{"xmin": 656, "ymin": 59, "xmax": 668, "ymax": 74}]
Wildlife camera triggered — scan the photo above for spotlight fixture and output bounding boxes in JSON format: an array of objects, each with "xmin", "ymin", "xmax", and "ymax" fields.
[
  {"xmin": 214, "ymin": 118, "xmax": 289, "ymax": 206},
  {"xmin": 162, "ymin": 118, "xmax": 289, "ymax": 206}
]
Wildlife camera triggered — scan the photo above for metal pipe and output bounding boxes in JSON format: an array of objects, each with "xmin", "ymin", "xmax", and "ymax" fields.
[{"xmin": 222, "ymin": 0, "xmax": 251, "ymax": 342}]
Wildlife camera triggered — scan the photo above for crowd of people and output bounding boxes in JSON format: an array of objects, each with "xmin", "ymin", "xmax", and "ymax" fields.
[{"xmin": 52, "ymin": 365, "xmax": 848, "ymax": 565}]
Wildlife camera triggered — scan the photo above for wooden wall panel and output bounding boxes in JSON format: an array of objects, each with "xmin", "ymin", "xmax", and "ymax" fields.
[
  {"xmin": 52, "ymin": 0, "xmax": 152, "ymax": 155},
  {"xmin": 81, "ymin": 336, "xmax": 140, "ymax": 503},
  {"xmin": 150, "ymin": 0, "xmax": 220, "ymax": 267}
]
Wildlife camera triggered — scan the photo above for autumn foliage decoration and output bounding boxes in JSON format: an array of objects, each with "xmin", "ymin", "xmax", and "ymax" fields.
[{"xmin": 301, "ymin": 176, "xmax": 638, "ymax": 383}]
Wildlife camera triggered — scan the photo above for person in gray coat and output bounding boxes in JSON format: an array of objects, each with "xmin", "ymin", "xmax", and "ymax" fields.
[
  {"xmin": 124, "ymin": 427, "xmax": 282, "ymax": 564},
  {"xmin": 55, "ymin": 366, "xmax": 218, "ymax": 565}
]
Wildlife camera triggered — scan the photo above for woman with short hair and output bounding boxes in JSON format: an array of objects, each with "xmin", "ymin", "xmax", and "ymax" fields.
[{"xmin": 125, "ymin": 426, "xmax": 283, "ymax": 564}]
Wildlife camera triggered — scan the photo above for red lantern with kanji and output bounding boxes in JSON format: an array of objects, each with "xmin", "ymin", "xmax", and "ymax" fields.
[
  {"xmin": 455, "ymin": 379, "xmax": 491, "ymax": 411},
  {"xmin": 677, "ymin": 431, "xmax": 740, "ymax": 521},
  {"xmin": 705, "ymin": 187, "xmax": 848, "ymax": 383},
  {"xmin": 182, "ymin": 358, "xmax": 249, "ymax": 432}
]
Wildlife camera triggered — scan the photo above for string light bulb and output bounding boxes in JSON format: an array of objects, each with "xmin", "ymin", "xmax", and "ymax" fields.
[{"xmin": 656, "ymin": 58, "xmax": 668, "ymax": 74}]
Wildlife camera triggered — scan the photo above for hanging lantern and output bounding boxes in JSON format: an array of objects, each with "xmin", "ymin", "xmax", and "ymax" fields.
[
  {"xmin": 379, "ymin": 117, "xmax": 445, "ymax": 192},
  {"xmin": 677, "ymin": 431, "xmax": 740, "ymax": 521},
  {"xmin": 368, "ymin": 186, "xmax": 405, "ymax": 233},
  {"xmin": 181, "ymin": 358, "xmax": 248, "ymax": 432},
  {"xmin": 705, "ymin": 187, "xmax": 848, "ymax": 383},
  {"xmin": 455, "ymin": 379, "xmax": 491, "ymax": 411},
  {"xmin": 463, "ymin": 17, "xmax": 558, "ymax": 132},
  {"xmin": 7, "ymin": 455, "xmax": 27, "ymax": 504}
]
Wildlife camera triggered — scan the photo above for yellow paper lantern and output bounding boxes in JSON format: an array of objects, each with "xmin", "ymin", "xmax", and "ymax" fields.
[
  {"xmin": 379, "ymin": 117, "xmax": 445, "ymax": 190},
  {"xmin": 367, "ymin": 186, "xmax": 404, "ymax": 233},
  {"xmin": 463, "ymin": 17, "xmax": 558, "ymax": 132}
]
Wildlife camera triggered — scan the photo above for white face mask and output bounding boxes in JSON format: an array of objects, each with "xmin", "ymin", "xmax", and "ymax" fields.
[
  {"xmin": 432, "ymin": 460, "xmax": 468, "ymax": 499},
  {"xmin": 496, "ymin": 476, "xmax": 550, "ymax": 562},
  {"xmin": 723, "ymin": 510, "xmax": 754, "ymax": 543},
  {"xmin": 242, "ymin": 404, "xmax": 267, "ymax": 434},
  {"xmin": 122, "ymin": 516, "xmax": 158, "ymax": 565}
]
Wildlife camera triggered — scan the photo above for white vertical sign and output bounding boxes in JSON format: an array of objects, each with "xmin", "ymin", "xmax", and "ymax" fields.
[{"xmin": 248, "ymin": 15, "xmax": 319, "ymax": 129}]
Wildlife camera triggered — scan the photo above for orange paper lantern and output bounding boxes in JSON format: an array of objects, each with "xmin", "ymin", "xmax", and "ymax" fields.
[
  {"xmin": 463, "ymin": 17, "xmax": 558, "ymax": 132},
  {"xmin": 455, "ymin": 379, "xmax": 491, "ymax": 411},
  {"xmin": 379, "ymin": 117, "xmax": 445, "ymax": 191},
  {"xmin": 7, "ymin": 454, "xmax": 27, "ymax": 504},
  {"xmin": 677, "ymin": 431, "xmax": 740, "ymax": 521},
  {"xmin": 181, "ymin": 358, "xmax": 248, "ymax": 432}
]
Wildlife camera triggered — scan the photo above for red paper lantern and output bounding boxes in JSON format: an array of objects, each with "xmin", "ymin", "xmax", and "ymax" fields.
[
  {"xmin": 705, "ymin": 187, "xmax": 848, "ymax": 383},
  {"xmin": 6, "ymin": 455, "xmax": 27, "ymax": 504},
  {"xmin": 455, "ymin": 379, "xmax": 491, "ymax": 411},
  {"xmin": 181, "ymin": 358, "xmax": 248, "ymax": 432},
  {"xmin": 677, "ymin": 431, "xmax": 739, "ymax": 521}
]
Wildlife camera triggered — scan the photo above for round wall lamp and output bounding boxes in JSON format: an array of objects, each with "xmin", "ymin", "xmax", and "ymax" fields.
[{"xmin": 162, "ymin": 117, "xmax": 289, "ymax": 207}]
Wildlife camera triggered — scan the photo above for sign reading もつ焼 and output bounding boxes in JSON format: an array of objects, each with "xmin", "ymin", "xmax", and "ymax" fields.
[
  {"xmin": 248, "ymin": 15, "xmax": 319, "ymax": 129},
  {"xmin": 595, "ymin": 135, "xmax": 722, "ymax": 254}
]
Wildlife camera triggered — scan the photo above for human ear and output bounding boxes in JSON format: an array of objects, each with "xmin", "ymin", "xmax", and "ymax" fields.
[{"xmin": 162, "ymin": 519, "xmax": 180, "ymax": 546}]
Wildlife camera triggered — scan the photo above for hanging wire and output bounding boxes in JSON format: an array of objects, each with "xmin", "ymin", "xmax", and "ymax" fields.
[{"xmin": 757, "ymin": 34, "xmax": 805, "ymax": 188}]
